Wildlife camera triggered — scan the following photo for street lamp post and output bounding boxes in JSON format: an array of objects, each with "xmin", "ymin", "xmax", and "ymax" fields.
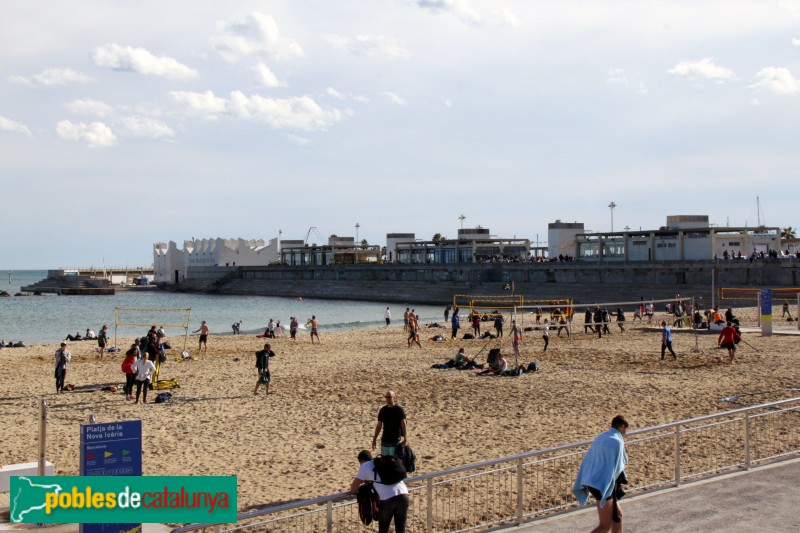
[
  {"xmin": 458, "ymin": 214, "xmax": 466, "ymax": 229},
  {"xmin": 355, "ymin": 223, "xmax": 360, "ymax": 262},
  {"xmin": 608, "ymin": 202, "xmax": 617, "ymax": 232}
]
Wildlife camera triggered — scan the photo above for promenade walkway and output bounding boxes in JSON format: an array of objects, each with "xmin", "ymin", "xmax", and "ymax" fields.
[{"xmin": 508, "ymin": 458, "xmax": 800, "ymax": 532}]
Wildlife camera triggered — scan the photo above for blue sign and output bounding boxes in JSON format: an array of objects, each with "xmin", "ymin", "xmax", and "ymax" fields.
[
  {"xmin": 80, "ymin": 421, "xmax": 142, "ymax": 533},
  {"xmin": 761, "ymin": 289, "xmax": 772, "ymax": 317}
]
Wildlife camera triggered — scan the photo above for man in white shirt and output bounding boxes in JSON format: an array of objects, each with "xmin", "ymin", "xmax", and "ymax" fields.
[
  {"xmin": 351, "ymin": 450, "xmax": 409, "ymax": 533},
  {"xmin": 384, "ymin": 307, "xmax": 391, "ymax": 327}
]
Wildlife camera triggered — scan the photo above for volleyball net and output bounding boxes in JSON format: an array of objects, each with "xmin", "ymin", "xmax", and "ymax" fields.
[{"xmin": 114, "ymin": 307, "xmax": 192, "ymax": 388}]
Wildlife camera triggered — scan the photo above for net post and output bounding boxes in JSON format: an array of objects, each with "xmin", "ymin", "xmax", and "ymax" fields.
[{"xmin": 692, "ymin": 297, "xmax": 699, "ymax": 353}]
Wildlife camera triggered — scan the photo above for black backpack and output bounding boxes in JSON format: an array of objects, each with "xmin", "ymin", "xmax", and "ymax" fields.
[
  {"xmin": 395, "ymin": 444, "xmax": 417, "ymax": 473},
  {"xmin": 356, "ymin": 483, "xmax": 379, "ymax": 525},
  {"xmin": 373, "ymin": 455, "xmax": 407, "ymax": 485}
]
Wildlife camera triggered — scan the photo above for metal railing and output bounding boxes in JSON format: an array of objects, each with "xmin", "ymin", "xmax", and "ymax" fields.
[{"xmin": 172, "ymin": 397, "xmax": 800, "ymax": 533}]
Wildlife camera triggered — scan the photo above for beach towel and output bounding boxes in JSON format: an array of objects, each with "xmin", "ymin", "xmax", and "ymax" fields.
[{"xmin": 572, "ymin": 428, "xmax": 627, "ymax": 507}]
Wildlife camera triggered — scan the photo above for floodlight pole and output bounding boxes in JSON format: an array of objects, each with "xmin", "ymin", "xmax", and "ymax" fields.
[{"xmin": 608, "ymin": 202, "xmax": 617, "ymax": 232}]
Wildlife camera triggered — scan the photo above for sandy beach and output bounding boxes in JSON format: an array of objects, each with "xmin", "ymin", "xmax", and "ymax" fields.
[{"xmin": 1, "ymin": 307, "xmax": 798, "ymax": 512}]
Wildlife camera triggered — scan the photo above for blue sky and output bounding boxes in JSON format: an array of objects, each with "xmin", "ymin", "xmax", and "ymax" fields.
[{"xmin": 2, "ymin": 0, "xmax": 799, "ymax": 269}]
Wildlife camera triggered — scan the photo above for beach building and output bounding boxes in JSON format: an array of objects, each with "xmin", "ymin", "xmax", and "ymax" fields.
[
  {"xmin": 154, "ymin": 237, "xmax": 278, "ymax": 284},
  {"xmin": 279, "ymin": 235, "xmax": 381, "ymax": 265},
  {"xmin": 392, "ymin": 227, "xmax": 531, "ymax": 264},
  {"xmin": 551, "ymin": 215, "xmax": 781, "ymax": 261}
]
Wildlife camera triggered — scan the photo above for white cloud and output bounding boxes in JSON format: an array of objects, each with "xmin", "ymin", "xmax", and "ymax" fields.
[
  {"xmin": 56, "ymin": 120, "xmax": 117, "ymax": 148},
  {"xmin": 284, "ymin": 133, "xmax": 309, "ymax": 145},
  {"xmin": 171, "ymin": 90, "xmax": 347, "ymax": 131},
  {"xmin": 92, "ymin": 43, "xmax": 197, "ymax": 80},
  {"xmin": 120, "ymin": 116, "xmax": 175, "ymax": 138},
  {"xmin": 750, "ymin": 67, "xmax": 800, "ymax": 94},
  {"xmin": 65, "ymin": 99, "xmax": 113, "ymax": 117},
  {"xmin": 0, "ymin": 115, "xmax": 32, "ymax": 137},
  {"xmin": 230, "ymin": 91, "xmax": 346, "ymax": 131},
  {"xmin": 793, "ymin": 37, "xmax": 800, "ymax": 47},
  {"xmin": 170, "ymin": 90, "xmax": 228, "ymax": 120},
  {"xmin": 606, "ymin": 68, "xmax": 648, "ymax": 94},
  {"xmin": 325, "ymin": 87, "xmax": 345, "ymax": 100},
  {"xmin": 668, "ymin": 58, "xmax": 736, "ymax": 81},
  {"xmin": 606, "ymin": 68, "xmax": 629, "ymax": 85},
  {"xmin": 415, "ymin": 0, "xmax": 483, "ymax": 26},
  {"xmin": 211, "ymin": 12, "xmax": 304, "ymax": 62},
  {"xmin": 9, "ymin": 67, "xmax": 94, "ymax": 86},
  {"xmin": 490, "ymin": 7, "xmax": 521, "ymax": 27},
  {"xmin": 254, "ymin": 63, "xmax": 285, "ymax": 88},
  {"xmin": 323, "ymin": 34, "xmax": 410, "ymax": 59},
  {"xmin": 382, "ymin": 92, "xmax": 407, "ymax": 105}
]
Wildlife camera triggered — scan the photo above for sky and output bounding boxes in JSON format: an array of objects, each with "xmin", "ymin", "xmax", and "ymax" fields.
[{"xmin": 2, "ymin": 0, "xmax": 799, "ymax": 269}]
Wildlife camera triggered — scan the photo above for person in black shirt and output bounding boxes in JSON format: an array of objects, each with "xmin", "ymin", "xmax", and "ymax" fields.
[
  {"xmin": 372, "ymin": 390, "xmax": 408, "ymax": 456},
  {"xmin": 254, "ymin": 343, "xmax": 276, "ymax": 395}
]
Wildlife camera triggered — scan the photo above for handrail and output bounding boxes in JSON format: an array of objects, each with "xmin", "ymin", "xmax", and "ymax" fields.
[{"xmin": 171, "ymin": 396, "xmax": 800, "ymax": 533}]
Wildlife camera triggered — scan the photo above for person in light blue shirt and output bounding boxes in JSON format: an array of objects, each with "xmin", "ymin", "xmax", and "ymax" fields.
[
  {"xmin": 661, "ymin": 321, "xmax": 676, "ymax": 360},
  {"xmin": 573, "ymin": 415, "xmax": 629, "ymax": 533}
]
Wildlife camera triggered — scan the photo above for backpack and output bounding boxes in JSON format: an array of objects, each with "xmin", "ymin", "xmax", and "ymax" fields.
[
  {"xmin": 462, "ymin": 333, "xmax": 474, "ymax": 339},
  {"xmin": 154, "ymin": 392, "xmax": 173, "ymax": 403},
  {"xmin": 527, "ymin": 361, "xmax": 540, "ymax": 373},
  {"xmin": 373, "ymin": 455, "xmax": 407, "ymax": 485},
  {"xmin": 395, "ymin": 444, "xmax": 417, "ymax": 473},
  {"xmin": 356, "ymin": 483, "xmax": 379, "ymax": 525}
]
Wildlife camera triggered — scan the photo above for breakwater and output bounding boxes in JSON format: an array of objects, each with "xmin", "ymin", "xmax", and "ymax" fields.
[{"xmin": 172, "ymin": 259, "xmax": 800, "ymax": 305}]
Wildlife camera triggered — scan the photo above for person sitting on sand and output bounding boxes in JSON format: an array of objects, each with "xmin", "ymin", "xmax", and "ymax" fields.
[
  {"xmin": 65, "ymin": 331, "xmax": 83, "ymax": 342},
  {"xmin": 85, "ymin": 328, "xmax": 96, "ymax": 339}
]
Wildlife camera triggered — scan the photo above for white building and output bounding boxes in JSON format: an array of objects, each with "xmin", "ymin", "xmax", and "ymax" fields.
[
  {"xmin": 567, "ymin": 216, "xmax": 781, "ymax": 261},
  {"xmin": 154, "ymin": 237, "xmax": 278, "ymax": 284}
]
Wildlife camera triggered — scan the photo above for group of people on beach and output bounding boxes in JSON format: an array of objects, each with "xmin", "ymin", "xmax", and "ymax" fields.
[{"xmin": 64, "ymin": 325, "xmax": 111, "ymax": 357}]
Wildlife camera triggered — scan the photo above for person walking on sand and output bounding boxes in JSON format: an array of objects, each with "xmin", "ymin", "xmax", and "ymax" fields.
[
  {"xmin": 254, "ymin": 342, "xmax": 276, "ymax": 395},
  {"xmin": 572, "ymin": 415, "xmax": 629, "ymax": 533},
  {"xmin": 97, "ymin": 324, "xmax": 109, "ymax": 358},
  {"xmin": 121, "ymin": 345, "xmax": 139, "ymax": 401},
  {"xmin": 407, "ymin": 314, "xmax": 422, "ymax": 348},
  {"xmin": 451, "ymin": 310, "xmax": 460, "ymax": 339},
  {"xmin": 444, "ymin": 304, "xmax": 451, "ymax": 323},
  {"xmin": 194, "ymin": 321, "xmax": 209, "ymax": 352},
  {"xmin": 289, "ymin": 316, "xmax": 298, "ymax": 341},
  {"xmin": 308, "ymin": 316, "xmax": 320, "ymax": 344},
  {"xmin": 384, "ymin": 307, "xmax": 392, "ymax": 327},
  {"xmin": 717, "ymin": 321, "xmax": 742, "ymax": 364},
  {"xmin": 660, "ymin": 321, "xmax": 676, "ymax": 360},
  {"xmin": 541, "ymin": 319, "xmax": 550, "ymax": 352},
  {"xmin": 510, "ymin": 319, "xmax": 522, "ymax": 360},
  {"xmin": 54, "ymin": 342, "xmax": 71, "ymax": 394},
  {"xmin": 494, "ymin": 312, "xmax": 504, "ymax": 338},
  {"xmin": 351, "ymin": 449, "xmax": 409, "ymax": 533},
  {"xmin": 782, "ymin": 300, "xmax": 790, "ymax": 318},
  {"xmin": 372, "ymin": 390, "xmax": 408, "ymax": 456},
  {"xmin": 403, "ymin": 308, "xmax": 410, "ymax": 333},
  {"xmin": 131, "ymin": 355, "xmax": 156, "ymax": 404}
]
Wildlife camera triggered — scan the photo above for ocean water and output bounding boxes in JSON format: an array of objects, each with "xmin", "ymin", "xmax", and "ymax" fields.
[{"xmin": 0, "ymin": 270, "xmax": 444, "ymax": 345}]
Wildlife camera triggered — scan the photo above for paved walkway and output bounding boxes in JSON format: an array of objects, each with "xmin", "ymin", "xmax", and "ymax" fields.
[{"xmin": 506, "ymin": 458, "xmax": 800, "ymax": 532}]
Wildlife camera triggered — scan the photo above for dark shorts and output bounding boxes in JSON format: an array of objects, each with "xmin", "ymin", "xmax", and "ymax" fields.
[
  {"xmin": 721, "ymin": 342, "xmax": 736, "ymax": 350},
  {"xmin": 587, "ymin": 486, "xmax": 603, "ymax": 500},
  {"xmin": 199, "ymin": 334, "xmax": 208, "ymax": 342},
  {"xmin": 98, "ymin": 340, "xmax": 106, "ymax": 348}
]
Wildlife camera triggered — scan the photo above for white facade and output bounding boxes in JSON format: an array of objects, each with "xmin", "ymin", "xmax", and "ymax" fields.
[
  {"xmin": 154, "ymin": 237, "xmax": 278, "ymax": 284},
  {"xmin": 548, "ymin": 221, "xmax": 585, "ymax": 258}
]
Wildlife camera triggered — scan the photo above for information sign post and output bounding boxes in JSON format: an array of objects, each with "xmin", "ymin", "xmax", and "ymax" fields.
[
  {"xmin": 760, "ymin": 288, "xmax": 772, "ymax": 337},
  {"xmin": 79, "ymin": 420, "xmax": 142, "ymax": 533}
]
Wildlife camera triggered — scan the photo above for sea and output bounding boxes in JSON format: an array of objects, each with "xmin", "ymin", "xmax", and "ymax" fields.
[{"xmin": 0, "ymin": 270, "xmax": 444, "ymax": 345}]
